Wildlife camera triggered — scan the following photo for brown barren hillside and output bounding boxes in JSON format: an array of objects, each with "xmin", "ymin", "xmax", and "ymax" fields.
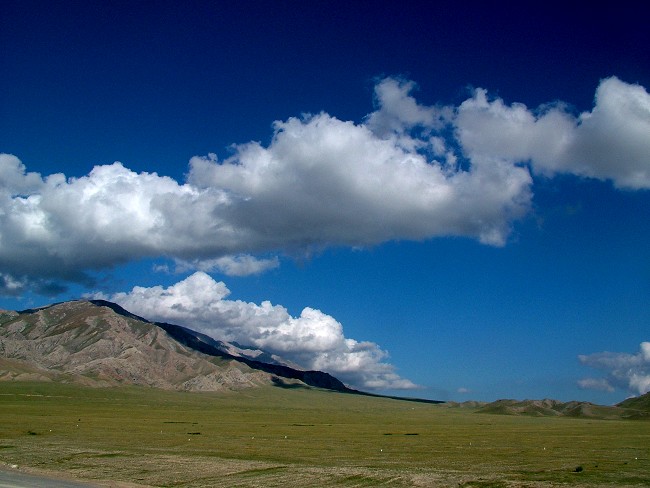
[{"xmin": 0, "ymin": 300, "xmax": 346, "ymax": 392}]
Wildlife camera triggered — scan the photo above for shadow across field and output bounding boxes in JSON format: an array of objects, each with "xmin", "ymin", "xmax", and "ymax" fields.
[{"xmin": 271, "ymin": 376, "xmax": 311, "ymax": 390}]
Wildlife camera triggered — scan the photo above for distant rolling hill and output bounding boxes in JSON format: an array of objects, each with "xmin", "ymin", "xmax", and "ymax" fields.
[
  {"xmin": 0, "ymin": 299, "xmax": 349, "ymax": 393},
  {"xmin": 617, "ymin": 391, "xmax": 650, "ymax": 413},
  {"xmin": 473, "ymin": 397, "xmax": 650, "ymax": 420}
]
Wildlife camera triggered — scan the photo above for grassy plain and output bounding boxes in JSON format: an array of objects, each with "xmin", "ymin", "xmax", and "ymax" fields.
[{"xmin": 0, "ymin": 381, "xmax": 648, "ymax": 487}]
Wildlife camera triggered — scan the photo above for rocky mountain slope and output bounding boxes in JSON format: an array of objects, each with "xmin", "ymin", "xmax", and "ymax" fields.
[{"xmin": 0, "ymin": 299, "xmax": 348, "ymax": 393}]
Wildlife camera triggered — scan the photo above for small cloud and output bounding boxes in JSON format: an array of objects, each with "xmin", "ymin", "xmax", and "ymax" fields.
[
  {"xmin": 578, "ymin": 342, "xmax": 650, "ymax": 395},
  {"xmin": 175, "ymin": 255, "xmax": 280, "ymax": 277},
  {"xmin": 152, "ymin": 263, "xmax": 172, "ymax": 274},
  {"xmin": 457, "ymin": 387, "xmax": 470, "ymax": 394},
  {"xmin": 577, "ymin": 378, "xmax": 615, "ymax": 392},
  {"xmin": 0, "ymin": 273, "xmax": 26, "ymax": 296},
  {"xmin": 0, "ymin": 272, "xmax": 68, "ymax": 298}
]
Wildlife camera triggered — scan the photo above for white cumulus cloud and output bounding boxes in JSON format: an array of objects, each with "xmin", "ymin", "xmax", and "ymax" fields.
[
  {"xmin": 578, "ymin": 342, "xmax": 650, "ymax": 396},
  {"xmin": 0, "ymin": 76, "xmax": 648, "ymax": 294},
  {"xmin": 456, "ymin": 76, "xmax": 650, "ymax": 189},
  {"xmin": 96, "ymin": 271, "xmax": 417, "ymax": 391}
]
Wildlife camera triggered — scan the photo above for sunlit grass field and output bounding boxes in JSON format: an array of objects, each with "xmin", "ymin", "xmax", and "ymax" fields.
[{"xmin": 0, "ymin": 382, "xmax": 648, "ymax": 487}]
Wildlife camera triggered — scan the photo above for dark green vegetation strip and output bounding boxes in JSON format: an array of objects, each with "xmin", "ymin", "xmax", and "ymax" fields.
[{"xmin": 0, "ymin": 381, "xmax": 648, "ymax": 487}]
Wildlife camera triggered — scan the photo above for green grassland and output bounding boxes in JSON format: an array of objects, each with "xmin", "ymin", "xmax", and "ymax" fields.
[{"xmin": 0, "ymin": 382, "xmax": 648, "ymax": 487}]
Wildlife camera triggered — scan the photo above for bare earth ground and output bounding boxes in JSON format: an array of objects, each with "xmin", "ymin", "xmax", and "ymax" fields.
[
  {"xmin": 1, "ymin": 382, "xmax": 648, "ymax": 487},
  {"xmin": 0, "ymin": 455, "xmax": 614, "ymax": 488}
]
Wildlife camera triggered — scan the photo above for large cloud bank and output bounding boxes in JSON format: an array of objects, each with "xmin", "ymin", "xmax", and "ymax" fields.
[
  {"xmin": 578, "ymin": 342, "xmax": 650, "ymax": 396},
  {"xmin": 95, "ymin": 271, "xmax": 416, "ymax": 391},
  {"xmin": 1, "ymin": 76, "xmax": 649, "ymax": 294}
]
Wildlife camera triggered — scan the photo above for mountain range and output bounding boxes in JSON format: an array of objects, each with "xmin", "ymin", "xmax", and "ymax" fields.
[
  {"xmin": 461, "ymin": 397, "xmax": 649, "ymax": 420},
  {"xmin": 0, "ymin": 299, "xmax": 648, "ymax": 419}
]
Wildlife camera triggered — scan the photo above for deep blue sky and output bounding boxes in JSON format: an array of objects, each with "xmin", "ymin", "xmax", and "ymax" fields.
[{"xmin": 1, "ymin": 1, "xmax": 649, "ymax": 403}]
